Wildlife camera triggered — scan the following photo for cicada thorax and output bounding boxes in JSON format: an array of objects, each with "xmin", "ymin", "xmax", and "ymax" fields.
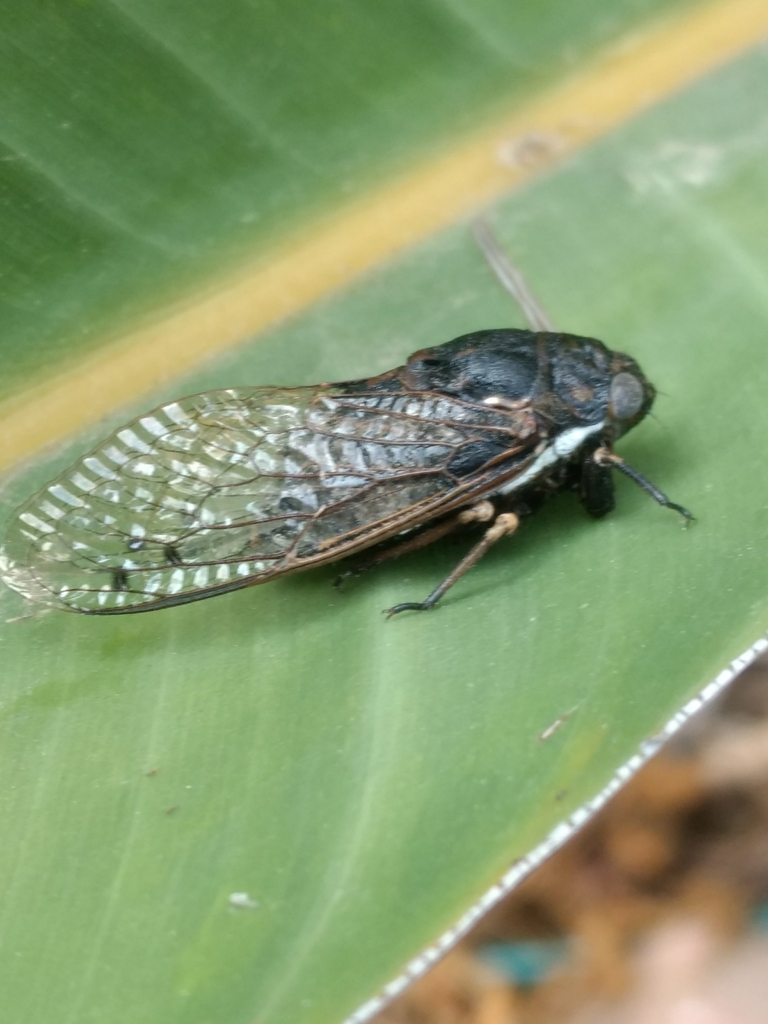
[
  {"xmin": 396, "ymin": 329, "xmax": 627, "ymax": 426},
  {"xmin": 0, "ymin": 328, "xmax": 668, "ymax": 615}
]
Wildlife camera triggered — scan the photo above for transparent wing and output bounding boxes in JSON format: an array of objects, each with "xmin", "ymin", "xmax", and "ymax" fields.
[{"xmin": 0, "ymin": 384, "xmax": 538, "ymax": 613}]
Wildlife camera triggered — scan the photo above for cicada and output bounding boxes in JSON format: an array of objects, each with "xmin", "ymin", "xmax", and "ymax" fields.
[{"xmin": 0, "ymin": 226, "xmax": 691, "ymax": 616}]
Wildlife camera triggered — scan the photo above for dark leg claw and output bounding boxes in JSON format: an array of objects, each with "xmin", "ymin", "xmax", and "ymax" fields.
[
  {"xmin": 332, "ymin": 570, "xmax": 354, "ymax": 591},
  {"xmin": 383, "ymin": 512, "xmax": 520, "ymax": 618},
  {"xmin": 384, "ymin": 599, "xmax": 437, "ymax": 618}
]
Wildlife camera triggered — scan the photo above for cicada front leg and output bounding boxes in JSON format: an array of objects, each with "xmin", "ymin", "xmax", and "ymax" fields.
[
  {"xmin": 592, "ymin": 447, "xmax": 694, "ymax": 523},
  {"xmin": 579, "ymin": 447, "xmax": 616, "ymax": 519}
]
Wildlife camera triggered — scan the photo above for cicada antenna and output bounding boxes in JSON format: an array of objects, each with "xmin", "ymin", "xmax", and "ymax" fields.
[
  {"xmin": 645, "ymin": 409, "xmax": 672, "ymax": 434},
  {"xmin": 472, "ymin": 218, "xmax": 556, "ymax": 333}
]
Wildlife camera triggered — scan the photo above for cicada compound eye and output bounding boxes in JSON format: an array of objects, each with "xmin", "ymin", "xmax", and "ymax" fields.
[{"xmin": 609, "ymin": 372, "xmax": 645, "ymax": 422}]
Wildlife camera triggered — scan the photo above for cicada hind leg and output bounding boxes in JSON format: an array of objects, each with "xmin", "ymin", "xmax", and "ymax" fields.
[
  {"xmin": 333, "ymin": 513, "xmax": 472, "ymax": 590},
  {"xmin": 385, "ymin": 505, "xmax": 519, "ymax": 617}
]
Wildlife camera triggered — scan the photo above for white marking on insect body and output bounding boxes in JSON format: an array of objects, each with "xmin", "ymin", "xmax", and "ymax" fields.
[
  {"xmin": 162, "ymin": 402, "xmax": 192, "ymax": 426},
  {"xmin": 185, "ymin": 459, "xmax": 213, "ymax": 480},
  {"xmin": 159, "ymin": 496, "xmax": 195, "ymax": 515},
  {"xmin": 482, "ymin": 395, "xmax": 529, "ymax": 410},
  {"xmin": 496, "ymin": 421, "xmax": 604, "ymax": 496},
  {"xmin": 193, "ymin": 567, "xmax": 209, "ymax": 587},
  {"xmin": 101, "ymin": 444, "xmax": 130, "ymax": 466},
  {"xmin": 167, "ymin": 569, "xmax": 185, "ymax": 594},
  {"xmin": 144, "ymin": 573, "xmax": 163, "ymax": 593},
  {"xmin": 83, "ymin": 457, "xmax": 118, "ymax": 480},
  {"xmin": 236, "ymin": 563, "xmax": 250, "ymax": 576},
  {"xmin": 216, "ymin": 564, "xmax": 230, "ymax": 581},
  {"xmin": 117, "ymin": 428, "xmax": 152, "ymax": 454},
  {"xmin": 553, "ymin": 422, "xmax": 604, "ymax": 458},
  {"xmin": 139, "ymin": 415, "xmax": 169, "ymax": 438},
  {"xmin": 49, "ymin": 484, "xmax": 85, "ymax": 507},
  {"xmin": 132, "ymin": 461, "xmax": 156, "ymax": 477},
  {"xmin": 19, "ymin": 513, "xmax": 55, "ymax": 534},
  {"xmin": 38, "ymin": 500, "xmax": 66, "ymax": 521},
  {"xmin": 325, "ymin": 474, "xmax": 368, "ymax": 489},
  {"xmin": 69, "ymin": 472, "xmax": 97, "ymax": 493},
  {"xmin": 168, "ymin": 457, "xmax": 192, "ymax": 477}
]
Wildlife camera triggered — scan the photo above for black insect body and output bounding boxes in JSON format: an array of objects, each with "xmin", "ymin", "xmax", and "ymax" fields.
[{"xmin": 0, "ymin": 328, "xmax": 690, "ymax": 616}]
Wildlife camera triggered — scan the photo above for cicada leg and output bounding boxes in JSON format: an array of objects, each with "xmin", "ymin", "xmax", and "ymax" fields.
[
  {"xmin": 385, "ymin": 511, "xmax": 520, "ymax": 617},
  {"xmin": 335, "ymin": 501, "xmax": 496, "ymax": 588},
  {"xmin": 579, "ymin": 448, "xmax": 616, "ymax": 519},
  {"xmin": 334, "ymin": 517, "xmax": 463, "ymax": 590},
  {"xmin": 592, "ymin": 447, "xmax": 694, "ymax": 523}
]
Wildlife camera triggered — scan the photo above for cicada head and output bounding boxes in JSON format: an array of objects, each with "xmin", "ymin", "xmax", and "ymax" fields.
[{"xmin": 520, "ymin": 333, "xmax": 654, "ymax": 442}]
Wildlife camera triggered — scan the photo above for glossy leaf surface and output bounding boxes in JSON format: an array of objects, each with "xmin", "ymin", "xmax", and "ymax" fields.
[
  {"xmin": 0, "ymin": 0, "xmax": 692, "ymax": 399},
  {"xmin": 1, "ymin": 8, "xmax": 768, "ymax": 1024}
]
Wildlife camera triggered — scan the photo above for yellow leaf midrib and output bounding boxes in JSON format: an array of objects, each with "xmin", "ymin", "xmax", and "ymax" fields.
[{"xmin": 2, "ymin": 0, "xmax": 767, "ymax": 473}]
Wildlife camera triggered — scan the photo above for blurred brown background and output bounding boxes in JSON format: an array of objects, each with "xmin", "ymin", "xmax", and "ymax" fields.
[{"xmin": 377, "ymin": 655, "xmax": 768, "ymax": 1024}]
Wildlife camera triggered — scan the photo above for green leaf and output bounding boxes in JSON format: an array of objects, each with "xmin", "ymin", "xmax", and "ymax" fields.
[
  {"xmin": 0, "ymin": 0, "xmax": 694, "ymax": 401},
  {"xmin": 2, "ymin": 5, "xmax": 768, "ymax": 1024}
]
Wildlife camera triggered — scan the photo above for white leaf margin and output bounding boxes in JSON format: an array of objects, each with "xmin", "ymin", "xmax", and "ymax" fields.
[{"xmin": 346, "ymin": 633, "xmax": 768, "ymax": 1023}]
